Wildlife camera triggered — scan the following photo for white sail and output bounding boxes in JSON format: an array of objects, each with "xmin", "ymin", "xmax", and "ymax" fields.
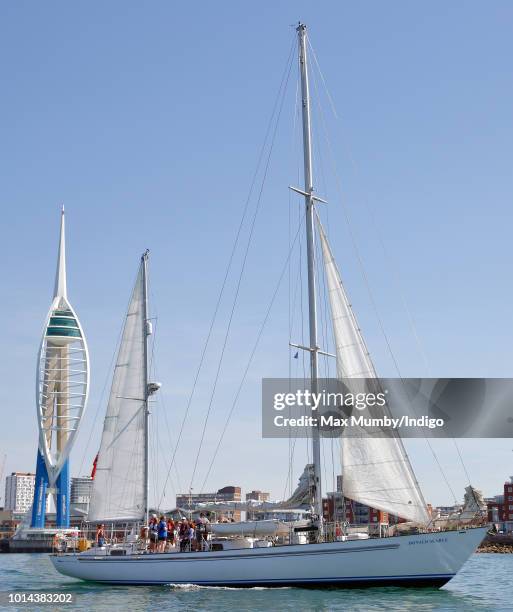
[
  {"xmin": 88, "ymin": 264, "xmax": 147, "ymax": 523},
  {"xmin": 316, "ymin": 216, "xmax": 429, "ymax": 524}
]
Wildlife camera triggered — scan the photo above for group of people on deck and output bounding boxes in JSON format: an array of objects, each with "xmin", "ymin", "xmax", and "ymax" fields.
[
  {"xmin": 94, "ymin": 512, "xmax": 212, "ymax": 552},
  {"xmin": 147, "ymin": 512, "xmax": 210, "ymax": 552}
]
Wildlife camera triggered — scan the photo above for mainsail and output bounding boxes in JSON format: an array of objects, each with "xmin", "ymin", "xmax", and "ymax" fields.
[
  {"xmin": 88, "ymin": 263, "xmax": 147, "ymax": 523},
  {"xmin": 316, "ymin": 216, "xmax": 429, "ymax": 524}
]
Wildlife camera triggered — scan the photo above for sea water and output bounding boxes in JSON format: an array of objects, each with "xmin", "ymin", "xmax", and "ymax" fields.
[{"xmin": 0, "ymin": 553, "xmax": 510, "ymax": 611}]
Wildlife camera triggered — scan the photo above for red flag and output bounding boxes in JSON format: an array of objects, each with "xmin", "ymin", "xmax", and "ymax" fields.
[{"xmin": 91, "ymin": 453, "xmax": 98, "ymax": 479}]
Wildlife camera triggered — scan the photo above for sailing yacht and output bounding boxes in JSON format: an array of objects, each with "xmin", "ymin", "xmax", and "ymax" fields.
[{"xmin": 50, "ymin": 23, "xmax": 487, "ymax": 587}]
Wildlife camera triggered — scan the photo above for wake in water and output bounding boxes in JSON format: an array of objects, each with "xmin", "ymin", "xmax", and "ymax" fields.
[{"xmin": 167, "ymin": 583, "xmax": 292, "ymax": 591}]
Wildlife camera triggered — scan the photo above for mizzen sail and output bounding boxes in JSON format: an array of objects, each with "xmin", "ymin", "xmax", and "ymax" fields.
[
  {"xmin": 316, "ymin": 216, "xmax": 429, "ymax": 524},
  {"xmin": 88, "ymin": 263, "xmax": 147, "ymax": 523}
]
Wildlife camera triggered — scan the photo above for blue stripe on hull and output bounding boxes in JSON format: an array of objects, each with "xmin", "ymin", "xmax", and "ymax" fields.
[{"xmin": 78, "ymin": 573, "xmax": 455, "ymax": 588}]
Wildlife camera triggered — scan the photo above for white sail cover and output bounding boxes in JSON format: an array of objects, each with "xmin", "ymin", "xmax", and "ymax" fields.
[
  {"xmin": 210, "ymin": 520, "xmax": 291, "ymax": 537},
  {"xmin": 316, "ymin": 216, "xmax": 429, "ymax": 524},
  {"xmin": 88, "ymin": 264, "xmax": 146, "ymax": 523}
]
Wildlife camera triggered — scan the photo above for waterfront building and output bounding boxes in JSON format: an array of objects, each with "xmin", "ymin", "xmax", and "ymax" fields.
[
  {"xmin": 4, "ymin": 473, "xmax": 35, "ymax": 513},
  {"xmin": 245, "ymin": 490, "xmax": 270, "ymax": 503},
  {"xmin": 503, "ymin": 477, "xmax": 513, "ymax": 522},
  {"xmin": 486, "ymin": 496, "xmax": 504, "ymax": 523},
  {"xmin": 435, "ymin": 504, "xmax": 463, "ymax": 517},
  {"xmin": 176, "ymin": 486, "xmax": 242, "ymax": 521},
  {"xmin": 322, "ymin": 492, "xmax": 388, "ymax": 526},
  {"xmin": 0, "ymin": 510, "xmax": 22, "ymax": 540},
  {"xmin": 245, "ymin": 490, "xmax": 270, "ymax": 521}
]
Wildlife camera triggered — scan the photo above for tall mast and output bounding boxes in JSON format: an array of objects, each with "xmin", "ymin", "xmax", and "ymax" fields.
[
  {"xmin": 297, "ymin": 22, "xmax": 323, "ymax": 522},
  {"xmin": 141, "ymin": 250, "xmax": 150, "ymax": 526}
]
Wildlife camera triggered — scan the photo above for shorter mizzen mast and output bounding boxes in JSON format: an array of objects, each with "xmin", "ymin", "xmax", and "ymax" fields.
[
  {"xmin": 88, "ymin": 251, "xmax": 160, "ymax": 526},
  {"xmin": 141, "ymin": 250, "xmax": 152, "ymax": 527}
]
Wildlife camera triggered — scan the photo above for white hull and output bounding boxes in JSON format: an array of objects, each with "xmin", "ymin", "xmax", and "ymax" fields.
[{"xmin": 50, "ymin": 527, "xmax": 486, "ymax": 588}]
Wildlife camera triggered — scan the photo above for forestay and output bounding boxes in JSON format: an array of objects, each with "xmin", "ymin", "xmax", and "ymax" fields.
[
  {"xmin": 316, "ymin": 216, "xmax": 429, "ymax": 524},
  {"xmin": 88, "ymin": 263, "xmax": 147, "ymax": 523}
]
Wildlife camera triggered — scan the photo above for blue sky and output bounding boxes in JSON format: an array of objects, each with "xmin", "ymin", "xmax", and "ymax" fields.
[{"xmin": 1, "ymin": 1, "xmax": 512, "ymax": 509}]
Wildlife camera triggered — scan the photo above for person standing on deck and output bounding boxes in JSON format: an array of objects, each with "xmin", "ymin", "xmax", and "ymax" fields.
[
  {"xmin": 95, "ymin": 524, "xmax": 106, "ymax": 548},
  {"xmin": 196, "ymin": 512, "xmax": 210, "ymax": 551},
  {"xmin": 166, "ymin": 517, "xmax": 175, "ymax": 550},
  {"xmin": 188, "ymin": 521, "xmax": 196, "ymax": 551},
  {"xmin": 179, "ymin": 519, "xmax": 190, "ymax": 552},
  {"xmin": 157, "ymin": 515, "xmax": 167, "ymax": 552},
  {"xmin": 148, "ymin": 514, "xmax": 158, "ymax": 552}
]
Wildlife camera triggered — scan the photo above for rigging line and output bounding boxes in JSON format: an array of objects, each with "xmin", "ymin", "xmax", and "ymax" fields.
[
  {"xmin": 151, "ymin": 402, "xmax": 160, "ymax": 511},
  {"xmin": 316, "ymin": 226, "xmax": 336, "ymax": 499},
  {"xmin": 189, "ymin": 40, "xmax": 296, "ymax": 494},
  {"xmin": 313, "ymin": 224, "xmax": 335, "ymax": 492},
  {"xmin": 284, "ymin": 351, "xmax": 302, "ymax": 500},
  {"xmin": 284, "ymin": 288, "xmax": 303, "ymax": 499},
  {"xmin": 321, "ymin": 434, "xmax": 327, "ymax": 502},
  {"xmin": 453, "ymin": 440, "xmax": 474, "ymax": 488},
  {"xmin": 307, "ymin": 36, "xmax": 338, "ymax": 120},
  {"xmin": 315, "ymin": 216, "xmax": 331, "ymax": 379},
  {"xmin": 286, "ymin": 69, "xmax": 304, "ymax": 499},
  {"xmin": 287, "ymin": 142, "xmax": 305, "ymax": 340},
  {"xmin": 331, "ymin": 436, "xmax": 336, "ymax": 498},
  {"xmin": 154, "ymin": 376, "xmax": 182, "ymax": 492},
  {"xmin": 288, "ymin": 240, "xmax": 304, "ymax": 341},
  {"xmin": 285, "ymin": 275, "xmax": 303, "ymax": 497},
  {"xmin": 152, "ymin": 399, "xmax": 177, "ymax": 508},
  {"xmin": 147, "ymin": 311, "xmax": 183, "ymax": 493},
  {"xmin": 156, "ymin": 34, "xmax": 296, "ymax": 509},
  {"xmin": 310, "ymin": 54, "xmax": 459, "ymax": 507},
  {"xmin": 285, "ymin": 57, "xmax": 309, "ymax": 502},
  {"xmin": 199, "ymin": 212, "xmax": 307, "ymax": 494},
  {"xmin": 287, "ymin": 66, "xmax": 301, "ymax": 495},
  {"xmin": 282, "ymin": 423, "xmax": 301, "ymax": 501},
  {"xmin": 146, "ymin": 295, "xmax": 164, "ymax": 509},
  {"xmin": 310, "ymin": 53, "xmax": 334, "ymax": 383}
]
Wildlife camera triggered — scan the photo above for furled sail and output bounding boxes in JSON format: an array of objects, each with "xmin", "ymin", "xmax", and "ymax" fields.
[
  {"xmin": 88, "ymin": 263, "xmax": 147, "ymax": 523},
  {"xmin": 316, "ymin": 216, "xmax": 429, "ymax": 524}
]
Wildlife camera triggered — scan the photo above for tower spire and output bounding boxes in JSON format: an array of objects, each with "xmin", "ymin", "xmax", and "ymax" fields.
[{"xmin": 54, "ymin": 206, "xmax": 67, "ymax": 299}]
